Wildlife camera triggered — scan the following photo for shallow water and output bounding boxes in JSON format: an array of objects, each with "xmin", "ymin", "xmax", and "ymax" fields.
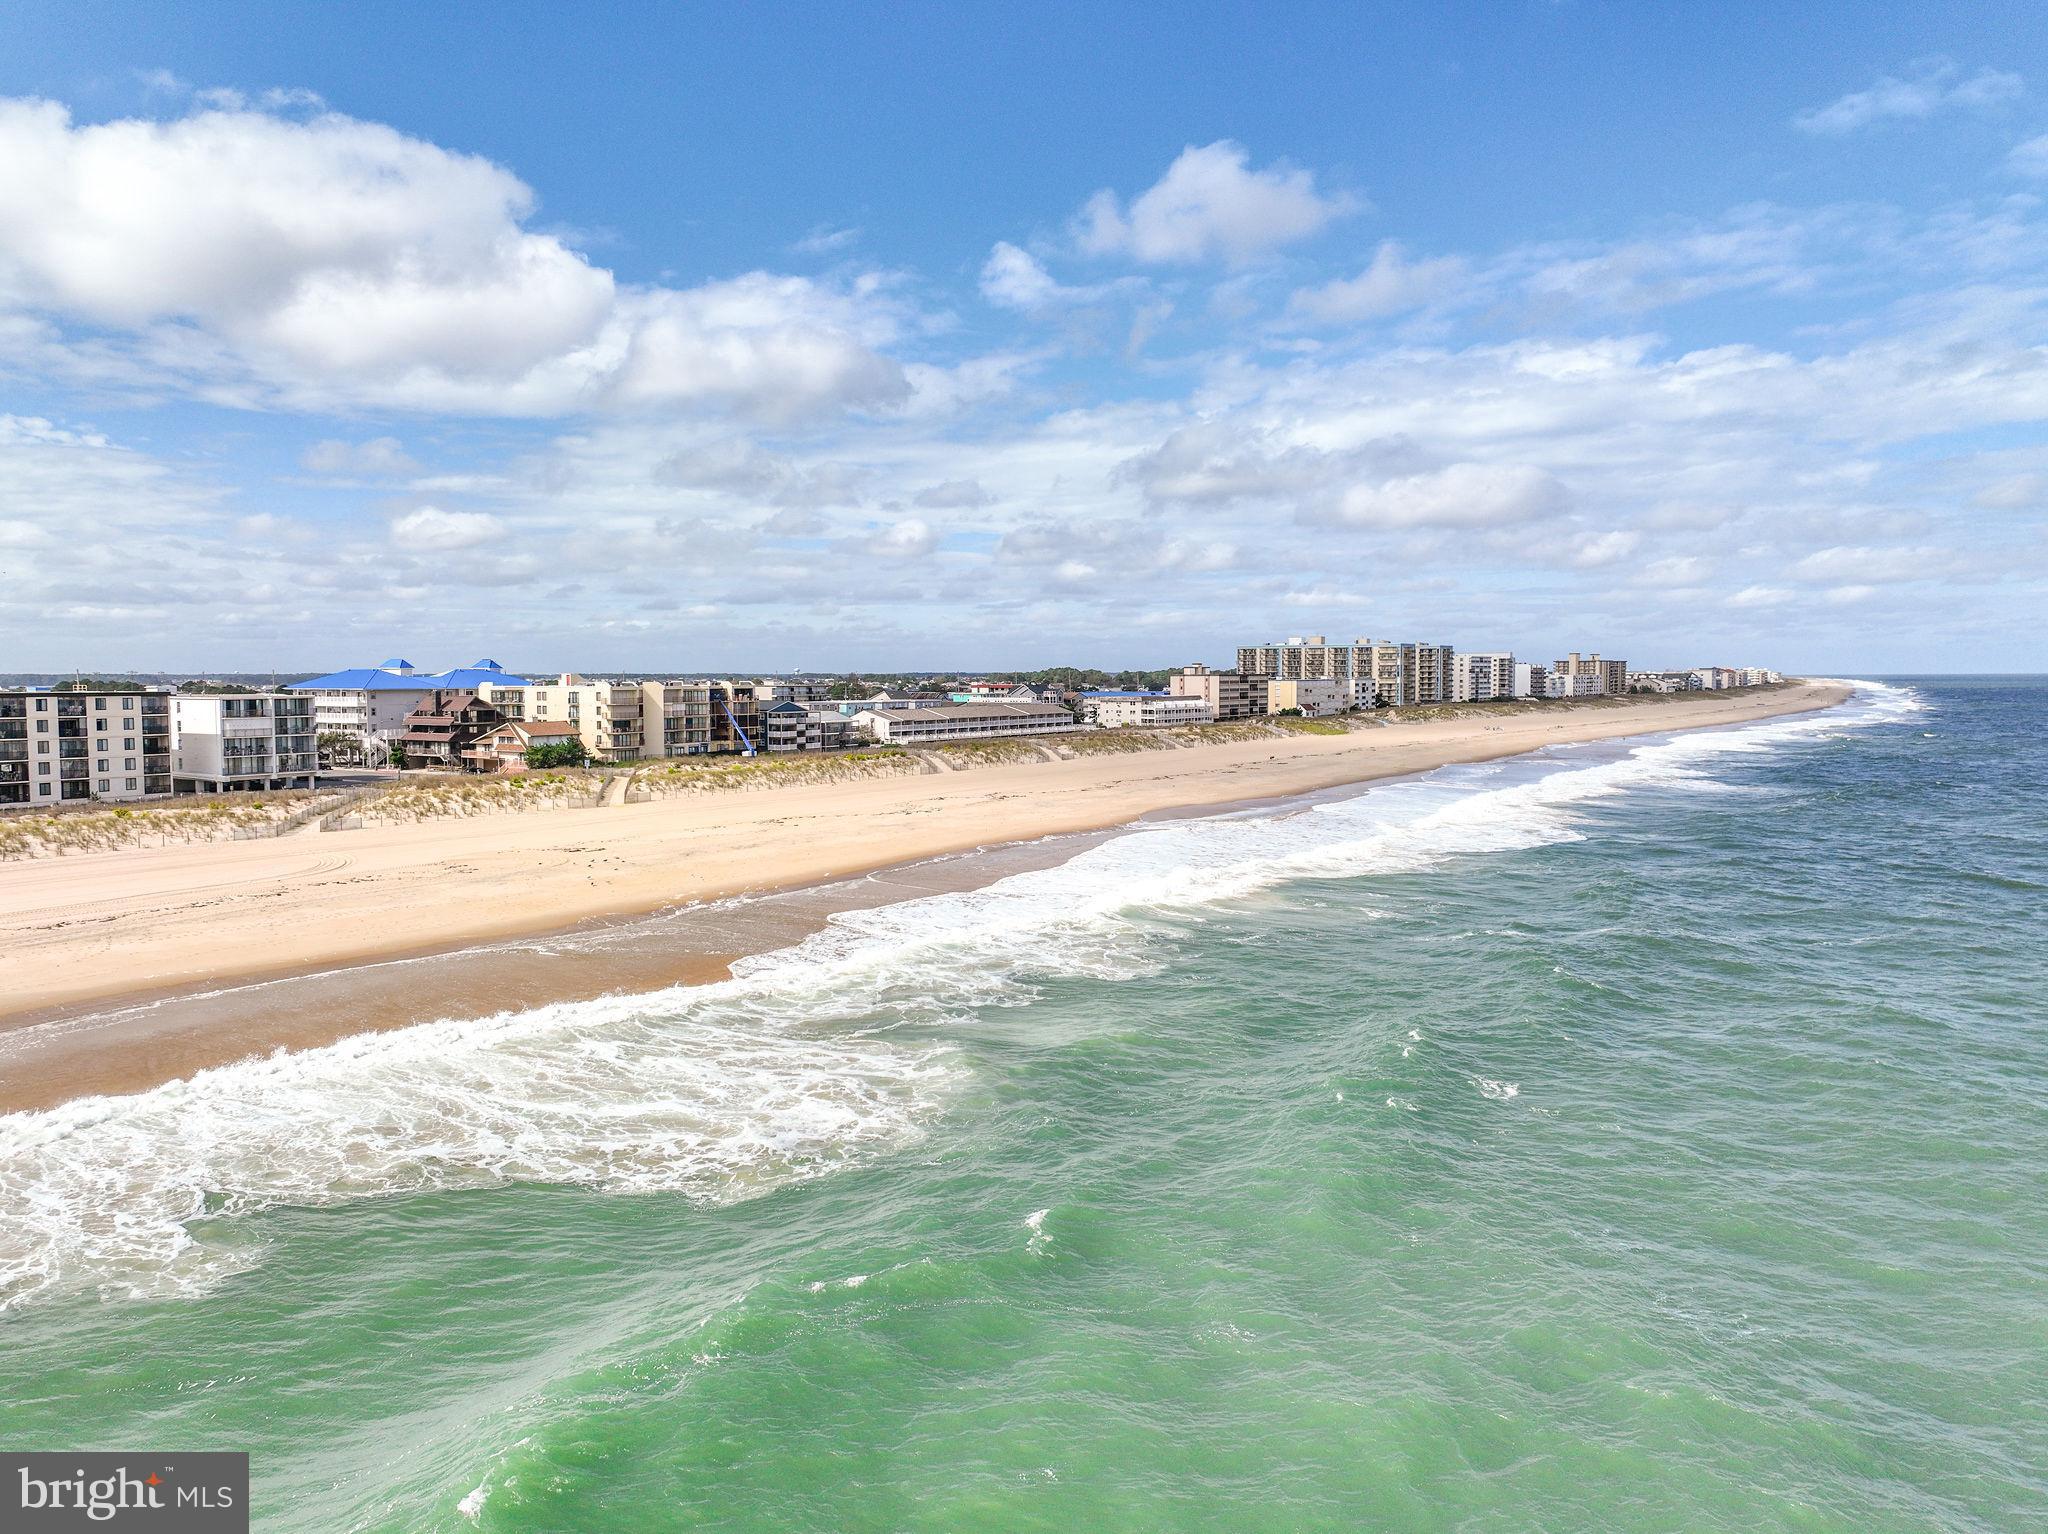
[{"xmin": 5, "ymin": 678, "xmax": 2043, "ymax": 1532}]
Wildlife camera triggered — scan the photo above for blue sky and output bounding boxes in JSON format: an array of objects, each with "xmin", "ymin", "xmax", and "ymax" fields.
[{"xmin": 1, "ymin": 1, "xmax": 2044, "ymax": 673}]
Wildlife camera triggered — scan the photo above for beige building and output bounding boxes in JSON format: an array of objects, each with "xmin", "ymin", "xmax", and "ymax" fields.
[
  {"xmin": 1237, "ymin": 636, "xmax": 1454, "ymax": 706},
  {"xmin": 1264, "ymin": 678, "xmax": 1349, "ymax": 716},
  {"xmin": 2, "ymin": 688, "xmax": 174, "ymax": 805},
  {"xmin": 1169, "ymin": 664, "xmax": 1271, "ymax": 720},
  {"xmin": 1552, "ymin": 652, "xmax": 1628, "ymax": 696},
  {"xmin": 477, "ymin": 675, "xmax": 763, "ymax": 761}
]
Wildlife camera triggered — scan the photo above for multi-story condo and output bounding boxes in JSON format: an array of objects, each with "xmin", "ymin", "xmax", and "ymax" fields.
[
  {"xmin": 1513, "ymin": 662, "xmax": 1550, "ymax": 699},
  {"xmin": 762, "ymin": 703, "xmax": 855, "ymax": 752},
  {"xmin": 1450, "ymin": 652, "xmax": 1516, "ymax": 702},
  {"xmin": 1, "ymin": 688, "xmax": 173, "ymax": 805},
  {"xmin": 171, "ymin": 694, "xmax": 319, "ymax": 793},
  {"xmin": 752, "ymin": 678, "xmax": 833, "ymax": 705},
  {"xmin": 852, "ymin": 701, "xmax": 1080, "ymax": 745},
  {"xmin": 1551, "ymin": 652, "xmax": 1628, "ymax": 696},
  {"xmin": 1079, "ymin": 691, "xmax": 1216, "ymax": 728},
  {"xmin": 289, "ymin": 658, "xmax": 532, "ymax": 759},
  {"xmin": 1169, "ymin": 664, "xmax": 1270, "ymax": 721},
  {"xmin": 1263, "ymin": 678, "xmax": 1350, "ymax": 716},
  {"xmin": 1236, "ymin": 636, "xmax": 1454, "ymax": 706},
  {"xmin": 1544, "ymin": 671, "xmax": 1606, "ymax": 698}
]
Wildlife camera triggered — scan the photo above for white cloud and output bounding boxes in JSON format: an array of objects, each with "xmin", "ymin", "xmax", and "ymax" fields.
[
  {"xmin": 1074, "ymin": 141, "xmax": 1355, "ymax": 265},
  {"xmin": 1727, "ymin": 584, "xmax": 1795, "ymax": 607},
  {"xmin": 1332, "ymin": 463, "xmax": 1567, "ymax": 530},
  {"xmin": 1794, "ymin": 59, "xmax": 2023, "ymax": 135},
  {"xmin": 1974, "ymin": 471, "xmax": 2045, "ymax": 508},
  {"xmin": 2012, "ymin": 134, "xmax": 2048, "ymax": 177},
  {"xmin": 389, "ymin": 505, "xmax": 505, "ymax": 552},
  {"xmin": 0, "ymin": 97, "xmax": 908, "ymax": 419},
  {"xmin": 791, "ymin": 224, "xmax": 861, "ymax": 255},
  {"xmin": 1571, "ymin": 530, "xmax": 1641, "ymax": 567},
  {"xmin": 912, "ymin": 478, "xmax": 992, "ymax": 509},
  {"xmin": 301, "ymin": 436, "xmax": 418, "ymax": 476},
  {"xmin": 1290, "ymin": 241, "xmax": 1468, "ymax": 323},
  {"xmin": 864, "ymin": 517, "xmax": 938, "ymax": 557},
  {"xmin": 1791, "ymin": 544, "xmax": 1946, "ymax": 583}
]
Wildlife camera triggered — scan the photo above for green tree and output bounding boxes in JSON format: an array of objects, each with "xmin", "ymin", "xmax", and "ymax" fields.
[{"xmin": 524, "ymin": 739, "xmax": 590, "ymax": 769}]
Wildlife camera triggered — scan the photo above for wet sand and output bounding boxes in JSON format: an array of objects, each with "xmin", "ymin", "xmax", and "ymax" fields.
[{"xmin": 0, "ymin": 684, "xmax": 1850, "ymax": 1112}]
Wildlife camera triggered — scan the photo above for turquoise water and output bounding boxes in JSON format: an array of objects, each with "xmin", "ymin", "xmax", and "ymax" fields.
[{"xmin": 5, "ymin": 679, "xmax": 2045, "ymax": 1532}]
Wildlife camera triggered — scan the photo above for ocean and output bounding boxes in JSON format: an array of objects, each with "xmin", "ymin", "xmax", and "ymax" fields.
[{"xmin": 3, "ymin": 678, "xmax": 2043, "ymax": 1532}]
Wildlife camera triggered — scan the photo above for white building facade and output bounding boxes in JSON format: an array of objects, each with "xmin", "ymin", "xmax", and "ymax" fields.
[
  {"xmin": 172, "ymin": 694, "xmax": 320, "ymax": 793},
  {"xmin": 2, "ymin": 689, "xmax": 174, "ymax": 805}
]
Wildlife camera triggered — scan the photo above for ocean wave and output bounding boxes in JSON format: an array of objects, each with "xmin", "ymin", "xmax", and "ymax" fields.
[{"xmin": 0, "ymin": 680, "xmax": 1916, "ymax": 1313}]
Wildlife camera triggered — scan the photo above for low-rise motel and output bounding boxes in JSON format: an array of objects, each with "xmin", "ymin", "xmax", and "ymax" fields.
[{"xmin": 0, "ymin": 639, "xmax": 1787, "ymax": 808}]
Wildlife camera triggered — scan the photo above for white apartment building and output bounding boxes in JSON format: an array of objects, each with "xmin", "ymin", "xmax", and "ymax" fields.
[
  {"xmin": 1544, "ymin": 671, "xmax": 1606, "ymax": 698},
  {"xmin": 1, "ymin": 689, "xmax": 174, "ymax": 805},
  {"xmin": 1079, "ymin": 691, "xmax": 1216, "ymax": 728},
  {"xmin": 172, "ymin": 694, "xmax": 320, "ymax": 793},
  {"xmin": 1513, "ymin": 663, "xmax": 1549, "ymax": 699},
  {"xmin": 1450, "ymin": 652, "xmax": 1516, "ymax": 702},
  {"xmin": 289, "ymin": 658, "xmax": 534, "ymax": 761},
  {"xmin": 853, "ymin": 701, "xmax": 1080, "ymax": 744}
]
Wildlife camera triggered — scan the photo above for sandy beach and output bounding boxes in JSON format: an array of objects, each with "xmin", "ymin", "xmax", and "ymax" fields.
[{"xmin": 0, "ymin": 683, "xmax": 1848, "ymax": 1111}]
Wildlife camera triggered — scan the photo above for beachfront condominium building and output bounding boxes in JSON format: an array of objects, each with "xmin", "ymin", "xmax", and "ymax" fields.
[
  {"xmin": 752, "ymin": 679, "xmax": 832, "ymax": 705},
  {"xmin": 1544, "ymin": 671, "xmax": 1606, "ymax": 698},
  {"xmin": 1513, "ymin": 663, "xmax": 1550, "ymax": 699},
  {"xmin": 1169, "ymin": 664, "xmax": 1270, "ymax": 721},
  {"xmin": 1, "ymin": 688, "xmax": 174, "ymax": 805},
  {"xmin": 1551, "ymin": 653, "xmax": 1628, "ymax": 696},
  {"xmin": 1236, "ymin": 637, "xmax": 1454, "ymax": 707},
  {"xmin": 1449, "ymin": 652, "xmax": 1516, "ymax": 703},
  {"xmin": 1264, "ymin": 678, "xmax": 1350, "ymax": 716},
  {"xmin": 288, "ymin": 659, "xmax": 533, "ymax": 761},
  {"xmin": 762, "ymin": 702, "xmax": 855, "ymax": 752},
  {"xmin": 1079, "ymin": 691, "xmax": 1216, "ymax": 728},
  {"xmin": 478, "ymin": 676, "xmax": 763, "ymax": 760},
  {"xmin": 851, "ymin": 701, "xmax": 1080, "ymax": 745},
  {"xmin": 171, "ymin": 694, "xmax": 319, "ymax": 793}
]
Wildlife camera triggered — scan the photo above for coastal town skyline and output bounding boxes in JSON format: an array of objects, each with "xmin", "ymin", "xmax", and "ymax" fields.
[{"xmin": 3, "ymin": 2, "xmax": 2046, "ymax": 675}]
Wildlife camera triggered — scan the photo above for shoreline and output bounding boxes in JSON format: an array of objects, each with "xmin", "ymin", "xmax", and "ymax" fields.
[{"xmin": 0, "ymin": 683, "xmax": 1851, "ymax": 1113}]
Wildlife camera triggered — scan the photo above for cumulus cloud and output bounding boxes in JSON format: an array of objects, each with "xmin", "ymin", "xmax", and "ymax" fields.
[
  {"xmin": 2011, "ymin": 134, "xmax": 2048, "ymax": 176},
  {"xmin": 1074, "ymin": 141, "xmax": 1355, "ymax": 265},
  {"xmin": 389, "ymin": 505, "xmax": 505, "ymax": 552},
  {"xmin": 1330, "ymin": 463, "xmax": 1567, "ymax": 530},
  {"xmin": 912, "ymin": 478, "xmax": 992, "ymax": 509},
  {"xmin": 1794, "ymin": 58, "xmax": 2022, "ymax": 135},
  {"xmin": 1290, "ymin": 241, "xmax": 1468, "ymax": 324},
  {"xmin": 864, "ymin": 517, "xmax": 938, "ymax": 557},
  {"xmin": 300, "ymin": 436, "xmax": 418, "ymax": 476},
  {"xmin": 0, "ymin": 97, "xmax": 907, "ymax": 418}
]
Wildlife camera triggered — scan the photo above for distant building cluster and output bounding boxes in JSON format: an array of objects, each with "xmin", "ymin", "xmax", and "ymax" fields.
[{"xmin": 1, "ymin": 636, "xmax": 1786, "ymax": 808}]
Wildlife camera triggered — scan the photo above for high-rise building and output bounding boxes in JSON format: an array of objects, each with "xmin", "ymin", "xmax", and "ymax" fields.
[
  {"xmin": 1169, "ymin": 664, "xmax": 1270, "ymax": 720},
  {"xmin": 2, "ymin": 688, "xmax": 173, "ymax": 805},
  {"xmin": 1551, "ymin": 652, "xmax": 1628, "ymax": 696},
  {"xmin": 1449, "ymin": 652, "xmax": 1516, "ymax": 702}
]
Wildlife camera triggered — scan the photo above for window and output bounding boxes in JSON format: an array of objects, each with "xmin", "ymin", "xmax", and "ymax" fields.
[
  {"xmin": 35, "ymin": 719, "xmax": 47, "ymax": 733},
  {"xmin": 125, "ymin": 757, "xmax": 136, "ymax": 770},
  {"xmin": 96, "ymin": 717, "xmax": 108, "ymax": 731},
  {"xmin": 124, "ymin": 737, "xmax": 135, "ymax": 749},
  {"xmin": 37, "ymin": 763, "xmax": 48, "ymax": 775},
  {"xmin": 37, "ymin": 782, "xmax": 49, "ymax": 796},
  {"xmin": 122, "ymin": 697, "xmax": 135, "ymax": 710},
  {"xmin": 97, "ymin": 779, "xmax": 109, "ymax": 792},
  {"xmin": 95, "ymin": 697, "xmax": 107, "ymax": 711},
  {"xmin": 125, "ymin": 778, "xmax": 137, "ymax": 791}
]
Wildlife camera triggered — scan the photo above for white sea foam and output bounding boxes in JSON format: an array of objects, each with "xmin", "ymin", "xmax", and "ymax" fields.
[{"xmin": 0, "ymin": 681, "xmax": 1916, "ymax": 1313}]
